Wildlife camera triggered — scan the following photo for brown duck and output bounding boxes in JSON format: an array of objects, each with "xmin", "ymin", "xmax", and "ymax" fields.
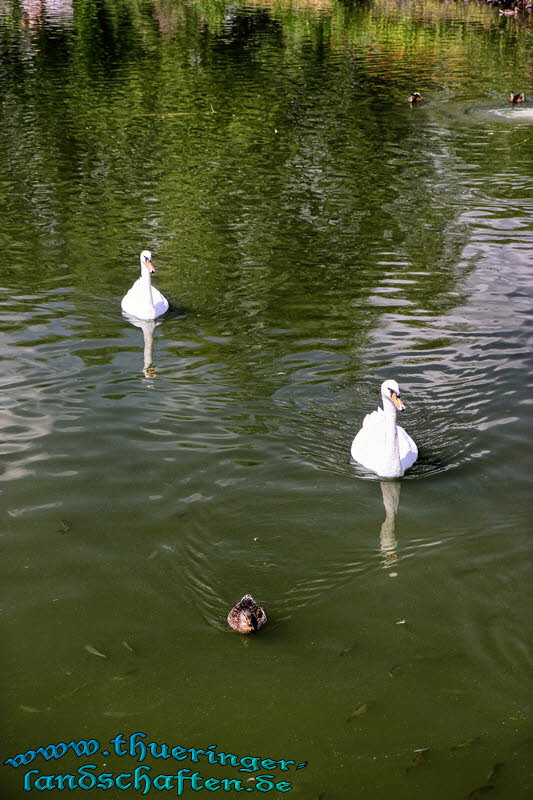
[
  {"xmin": 407, "ymin": 92, "xmax": 423, "ymax": 103},
  {"xmin": 227, "ymin": 594, "xmax": 267, "ymax": 634},
  {"xmin": 510, "ymin": 92, "xmax": 525, "ymax": 103}
]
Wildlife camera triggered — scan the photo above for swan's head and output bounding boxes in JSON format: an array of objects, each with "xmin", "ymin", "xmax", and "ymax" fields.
[
  {"xmin": 140, "ymin": 250, "xmax": 155, "ymax": 274},
  {"xmin": 381, "ymin": 379, "xmax": 405, "ymax": 411}
]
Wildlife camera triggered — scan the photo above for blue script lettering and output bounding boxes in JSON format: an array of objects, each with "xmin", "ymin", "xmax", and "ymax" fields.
[
  {"xmin": 35, "ymin": 744, "xmax": 68, "ymax": 762},
  {"xmin": 97, "ymin": 773, "xmax": 114, "ymax": 790},
  {"xmin": 35, "ymin": 775, "xmax": 54, "ymax": 790},
  {"xmin": 6, "ymin": 740, "xmax": 99, "ymax": 768},
  {"xmin": 5, "ymin": 751, "xmax": 36, "ymax": 768},
  {"xmin": 77, "ymin": 764, "xmax": 98, "ymax": 790},
  {"xmin": 69, "ymin": 741, "xmax": 99, "ymax": 758}
]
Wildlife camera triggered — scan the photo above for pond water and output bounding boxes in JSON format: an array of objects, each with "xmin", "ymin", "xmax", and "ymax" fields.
[{"xmin": 0, "ymin": 0, "xmax": 532, "ymax": 797}]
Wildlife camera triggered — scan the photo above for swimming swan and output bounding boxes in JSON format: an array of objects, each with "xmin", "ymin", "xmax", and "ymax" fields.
[
  {"xmin": 121, "ymin": 250, "xmax": 169, "ymax": 320},
  {"xmin": 351, "ymin": 379, "xmax": 418, "ymax": 478}
]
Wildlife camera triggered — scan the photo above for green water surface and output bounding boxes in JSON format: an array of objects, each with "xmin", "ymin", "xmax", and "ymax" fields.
[{"xmin": 0, "ymin": 0, "xmax": 532, "ymax": 797}]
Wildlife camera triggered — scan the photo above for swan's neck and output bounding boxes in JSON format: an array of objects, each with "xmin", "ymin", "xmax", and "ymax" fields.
[
  {"xmin": 140, "ymin": 265, "xmax": 155, "ymax": 307},
  {"xmin": 382, "ymin": 396, "xmax": 398, "ymax": 428},
  {"xmin": 381, "ymin": 397, "xmax": 401, "ymax": 472}
]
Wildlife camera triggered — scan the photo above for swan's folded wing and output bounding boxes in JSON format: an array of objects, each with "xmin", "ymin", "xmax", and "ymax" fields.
[
  {"xmin": 398, "ymin": 425, "xmax": 418, "ymax": 471},
  {"xmin": 351, "ymin": 408, "xmax": 386, "ymax": 469},
  {"xmin": 121, "ymin": 279, "xmax": 143, "ymax": 314},
  {"xmin": 361, "ymin": 407, "xmax": 384, "ymax": 430},
  {"xmin": 151, "ymin": 287, "xmax": 169, "ymax": 316}
]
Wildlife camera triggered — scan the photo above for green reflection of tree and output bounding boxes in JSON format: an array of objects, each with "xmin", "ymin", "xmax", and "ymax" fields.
[{"xmin": 0, "ymin": 0, "xmax": 530, "ymax": 344}]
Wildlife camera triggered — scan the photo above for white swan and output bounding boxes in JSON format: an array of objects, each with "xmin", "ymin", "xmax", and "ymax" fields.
[
  {"xmin": 121, "ymin": 250, "xmax": 169, "ymax": 320},
  {"xmin": 351, "ymin": 379, "xmax": 418, "ymax": 478}
]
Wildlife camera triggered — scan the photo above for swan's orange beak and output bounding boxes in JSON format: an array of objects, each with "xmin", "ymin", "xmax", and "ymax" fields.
[
  {"xmin": 146, "ymin": 259, "xmax": 155, "ymax": 273},
  {"xmin": 391, "ymin": 391, "xmax": 405, "ymax": 411}
]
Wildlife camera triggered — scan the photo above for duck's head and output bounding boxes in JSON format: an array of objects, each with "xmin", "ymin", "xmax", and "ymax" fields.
[
  {"xmin": 140, "ymin": 250, "xmax": 155, "ymax": 274},
  {"xmin": 381, "ymin": 379, "xmax": 405, "ymax": 411},
  {"xmin": 408, "ymin": 92, "xmax": 423, "ymax": 103}
]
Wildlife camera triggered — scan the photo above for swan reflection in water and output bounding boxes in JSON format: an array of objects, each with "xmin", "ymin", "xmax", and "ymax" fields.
[
  {"xmin": 379, "ymin": 480, "xmax": 401, "ymax": 571},
  {"xmin": 122, "ymin": 313, "xmax": 161, "ymax": 378}
]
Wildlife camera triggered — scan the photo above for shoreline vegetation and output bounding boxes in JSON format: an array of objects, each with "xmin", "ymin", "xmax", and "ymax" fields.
[
  {"xmin": 5, "ymin": 0, "xmax": 531, "ymax": 51},
  {"xmin": 5, "ymin": 0, "xmax": 533, "ymax": 26}
]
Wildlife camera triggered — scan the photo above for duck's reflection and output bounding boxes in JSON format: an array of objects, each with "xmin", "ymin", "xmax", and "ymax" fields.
[
  {"xmin": 122, "ymin": 314, "xmax": 160, "ymax": 378},
  {"xmin": 379, "ymin": 480, "xmax": 401, "ymax": 570}
]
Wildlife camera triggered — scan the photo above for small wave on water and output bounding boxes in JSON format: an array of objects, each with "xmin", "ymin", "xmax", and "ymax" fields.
[
  {"xmin": 178, "ymin": 506, "xmax": 387, "ymax": 631},
  {"xmin": 431, "ymin": 101, "xmax": 533, "ymax": 127},
  {"xmin": 488, "ymin": 107, "xmax": 533, "ymax": 122}
]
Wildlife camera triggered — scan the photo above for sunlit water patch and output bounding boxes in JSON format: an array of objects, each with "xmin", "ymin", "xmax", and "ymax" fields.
[{"xmin": 488, "ymin": 107, "xmax": 533, "ymax": 122}]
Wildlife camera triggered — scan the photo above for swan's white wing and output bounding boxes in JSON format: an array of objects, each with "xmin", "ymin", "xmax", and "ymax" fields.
[
  {"xmin": 121, "ymin": 279, "xmax": 168, "ymax": 320},
  {"xmin": 121, "ymin": 284, "xmax": 156, "ymax": 319},
  {"xmin": 350, "ymin": 408, "xmax": 387, "ymax": 473},
  {"xmin": 397, "ymin": 425, "xmax": 418, "ymax": 471},
  {"xmin": 351, "ymin": 408, "xmax": 418, "ymax": 477},
  {"xmin": 151, "ymin": 287, "xmax": 169, "ymax": 316},
  {"xmin": 121, "ymin": 279, "xmax": 148, "ymax": 316}
]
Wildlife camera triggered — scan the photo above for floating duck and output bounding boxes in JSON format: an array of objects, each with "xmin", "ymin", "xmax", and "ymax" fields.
[
  {"xmin": 227, "ymin": 595, "xmax": 267, "ymax": 634},
  {"xmin": 351, "ymin": 379, "xmax": 418, "ymax": 478},
  {"xmin": 121, "ymin": 250, "xmax": 169, "ymax": 320},
  {"xmin": 499, "ymin": 6, "xmax": 518, "ymax": 14},
  {"xmin": 407, "ymin": 92, "xmax": 423, "ymax": 103},
  {"xmin": 510, "ymin": 92, "xmax": 525, "ymax": 103}
]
